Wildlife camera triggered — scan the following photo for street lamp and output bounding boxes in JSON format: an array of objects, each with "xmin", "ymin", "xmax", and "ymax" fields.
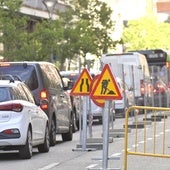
[{"xmin": 43, "ymin": 0, "xmax": 58, "ymax": 62}]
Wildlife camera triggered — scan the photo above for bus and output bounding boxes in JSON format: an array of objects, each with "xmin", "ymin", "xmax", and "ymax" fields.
[{"xmin": 130, "ymin": 49, "xmax": 170, "ymax": 107}]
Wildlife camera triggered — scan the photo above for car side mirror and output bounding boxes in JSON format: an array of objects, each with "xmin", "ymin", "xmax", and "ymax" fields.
[
  {"xmin": 67, "ymin": 81, "xmax": 74, "ymax": 90},
  {"xmin": 62, "ymin": 77, "xmax": 74, "ymax": 90}
]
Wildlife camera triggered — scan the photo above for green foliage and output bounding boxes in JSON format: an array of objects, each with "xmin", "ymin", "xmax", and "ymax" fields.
[
  {"xmin": 0, "ymin": 0, "xmax": 29, "ymax": 61},
  {"xmin": 122, "ymin": 16, "xmax": 170, "ymax": 51},
  {"xmin": 57, "ymin": 0, "xmax": 116, "ymax": 69},
  {"xmin": 0, "ymin": 0, "xmax": 115, "ymax": 66}
]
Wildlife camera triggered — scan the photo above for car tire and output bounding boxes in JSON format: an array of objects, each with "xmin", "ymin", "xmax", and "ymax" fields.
[
  {"xmin": 19, "ymin": 128, "xmax": 32, "ymax": 159},
  {"xmin": 38, "ymin": 124, "xmax": 50, "ymax": 153},
  {"xmin": 49, "ymin": 118, "xmax": 56, "ymax": 146},
  {"xmin": 62, "ymin": 114, "xmax": 73, "ymax": 141},
  {"xmin": 76, "ymin": 118, "xmax": 80, "ymax": 131}
]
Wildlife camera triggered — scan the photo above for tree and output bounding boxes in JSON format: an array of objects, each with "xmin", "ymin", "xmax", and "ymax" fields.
[
  {"xmin": 0, "ymin": 0, "xmax": 117, "ymax": 67},
  {"xmin": 0, "ymin": 0, "xmax": 63, "ymax": 62},
  {"xmin": 57, "ymin": 0, "xmax": 116, "ymax": 69},
  {"xmin": 122, "ymin": 16, "xmax": 170, "ymax": 51},
  {"xmin": 0, "ymin": 0, "xmax": 30, "ymax": 61}
]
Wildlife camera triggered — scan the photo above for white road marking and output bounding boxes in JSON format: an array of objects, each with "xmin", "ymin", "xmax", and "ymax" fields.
[
  {"xmin": 132, "ymin": 144, "xmax": 139, "ymax": 148},
  {"xmin": 86, "ymin": 164, "xmax": 98, "ymax": 169},
  {"xmin": 38, "ymin": 163, "xmax": 60, "ymax": 170},
  {"xmin": 147, "ymin": 138, "xmax": 152, "ymax": 141},
  {"xmin": 110, "ymin": 153, "xmax": 121, "ymax": 157}
]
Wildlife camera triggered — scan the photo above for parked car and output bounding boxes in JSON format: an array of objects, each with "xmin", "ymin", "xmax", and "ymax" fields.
[
  {"xmin": 0, "ymin": 62, "xmax": 74, "ymax": 146},
  {"xmin": 0, "ymin": 78, "xmax": 49, "ymax": 159},
  {"xmin": 60, "ymin": 71, "xmax": 81, "ymax": 129},
  {"xmin": 62, "ymin": 76, "xmax": 80, "ymax": 131}
]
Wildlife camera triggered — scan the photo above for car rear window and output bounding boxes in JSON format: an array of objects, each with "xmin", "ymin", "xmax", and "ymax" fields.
[
  {"xmin": 0, "ymin": 87, "xmax": 10, "ymax": 102},
  {"xmin": 0, "ymin": 64, "xmax": 38, "ymax": 91},
  {"xmin": 40, "ymin": 64, "xmax": 63, "ymax": 89}
]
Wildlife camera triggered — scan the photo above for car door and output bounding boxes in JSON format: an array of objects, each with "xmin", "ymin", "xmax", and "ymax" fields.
[
  {"xmin": 20, "ymin": 84, "xmax": 45, "ymax": 141},
  {"xmin": 46, "ymin": 65, "xmax": 71, "ymax": 130}
]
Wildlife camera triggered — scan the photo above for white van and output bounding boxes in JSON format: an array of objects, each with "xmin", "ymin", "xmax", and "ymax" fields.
[{"xmin": 100, "ymin": 52, "xmax": 151, "ymax": 107}]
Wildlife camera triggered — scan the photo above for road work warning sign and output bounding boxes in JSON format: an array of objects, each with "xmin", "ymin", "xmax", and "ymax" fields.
[
  {"xmin": 90, "ymin": 64, "xmax": 122, "ymax": 100},
  {"xmin": 70, "ymin": 68, "xmax": 92, "ymax": 96}
]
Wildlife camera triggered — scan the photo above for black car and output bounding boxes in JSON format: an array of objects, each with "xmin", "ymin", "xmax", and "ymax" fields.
[{"xmin": 0, "ymin": 62, "xmax": 74, "ymax": 146}]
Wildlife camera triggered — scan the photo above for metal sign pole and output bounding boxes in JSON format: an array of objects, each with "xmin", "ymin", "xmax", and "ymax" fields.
[
  {"xmin": 102, "ymin": 100, "xmax": 111, "ymax": 170},
  {"xmin": 79, "ymin": 96, "xmax": 82, "ymax": 144},
  {"xmin": 151, "ymin": 66, "xmax": 155, "ymax": 106},
  {"xmin": 88, "ymin": 96, "xmax": 93, "ymax": 138},
  {"xmin": 82, "ymin": 96, "xmax": 88, "ymax": 150}
]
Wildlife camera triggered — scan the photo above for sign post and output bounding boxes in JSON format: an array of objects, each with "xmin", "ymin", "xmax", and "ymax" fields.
[
  {"xmin": 82, "ymin": 96, "xmax": 88, "ymax": 150},
  {"xmin": 70, "ymin": 68, "xmax": 93, "ymax": 151},
  {"xmin": 90, "ymin": 64, "xmax": 122, "ymax": 169},
  {"xmin": 102, "ymin": 100, "xmax": 111, "ymax": 169}
]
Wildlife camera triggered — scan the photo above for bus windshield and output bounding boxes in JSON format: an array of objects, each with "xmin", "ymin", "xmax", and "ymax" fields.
[{"xmin": 130, "ymin": 49, "xmax": 169, "ymax": 86}]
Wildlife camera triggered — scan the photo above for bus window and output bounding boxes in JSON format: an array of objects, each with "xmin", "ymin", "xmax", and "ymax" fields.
[{"xmin": 129, "ymin": 49, "xmax": 169, "ymax": 85}]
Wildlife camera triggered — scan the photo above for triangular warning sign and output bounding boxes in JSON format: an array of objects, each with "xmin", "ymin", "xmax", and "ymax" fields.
[
  {"xmin": 91, "ymin": 64, "xmax": 122, "ymax": 100},
  {"xmin": 70, "ymin": 68, "xmax": 92, "ymax": 96}
]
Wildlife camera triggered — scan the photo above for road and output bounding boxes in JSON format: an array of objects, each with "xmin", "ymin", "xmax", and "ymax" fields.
[{"xmin": 1, "ymin": 112, "xmax": 170, "ymax": 170}]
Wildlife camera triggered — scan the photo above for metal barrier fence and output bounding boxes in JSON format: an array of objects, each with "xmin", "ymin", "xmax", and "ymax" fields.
[{"xmin": 124, "ymin": 106, "xmax": 170, "ymax": 170}]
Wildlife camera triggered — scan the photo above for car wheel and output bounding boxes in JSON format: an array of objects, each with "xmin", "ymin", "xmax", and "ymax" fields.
[
  {"xmin": 76, "ymin": 117, "xmax": 80, "ymax": 131},
  {"xmin": 62, "ymin": 114, "xmax": 73, "ymax": 141},
  {"xmin": 38, "ymin": 124, "xmax": 50, "ymax": 153},
  {"xmin": 19, "ymin": 128, "xmax": 32, "ymax": 159},
  {"xmin": 49, "ymin": 118, "xmax": 56, "ymax": 146}
]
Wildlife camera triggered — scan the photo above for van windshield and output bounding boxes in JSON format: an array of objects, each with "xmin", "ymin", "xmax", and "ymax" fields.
[{"xmin": 0, "ymin": 64, "xmax": 38, "ymax": 91}]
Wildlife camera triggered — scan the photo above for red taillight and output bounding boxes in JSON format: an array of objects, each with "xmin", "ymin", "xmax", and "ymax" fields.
[
  {"xmin": 140, "ymin": 80, "xmax": 145, "ymax": 95},
  {"xmin": 140, "ymin": 86, "xmax": 145, "ymax": 94},
  {"xmin": 41, "ymin": 104, "xmax": 48, "ymax": 110},
  {"xmin": 157, "ymin": 85, "xmax": 165, "ymax": 93},
  {"xmin": 1, "ymin": 128, "xmax": 20, "ymax": 138},
  {"xmin": 3, "ymin": 129, "xmax": 19, "ymax": 134},
  {"xmin": 40, "ymin": 90, "xmax": 48, "ymax": 99},
  {"xmin": 0, "ymin": 103, "xmax": 23, "ymax": 112},
  {"xmin": 40, "ymin": 90, "xmax": 48, "ymax": 110}
]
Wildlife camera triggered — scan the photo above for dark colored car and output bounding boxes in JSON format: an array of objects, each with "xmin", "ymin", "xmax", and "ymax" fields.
[
  {"xmin": 151, "ymin": 78, "xmax": 168, "ymax": 107},
  {"xmin": 0, "ymin": 62, "xmax": 74, "ymax": 146},
  {"xmin": 60, "ymin": 71, "xmax": 80, "ymax": 130}
]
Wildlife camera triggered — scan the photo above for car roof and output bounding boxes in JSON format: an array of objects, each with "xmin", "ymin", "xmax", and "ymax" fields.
[
  {"xmin": 60, "ymin": 70, "xmax": 79, "ymax": 75},
  {"xmin": 0, "ymin": 61, "xmax": 52, "ymax": 64},
  {"xmin": 0, "ymin": 61, "xmax": 57, "ymax": 67},
  {"xmin": 0, "ymin": 80, "xmax": 23, "ymax": 87}
]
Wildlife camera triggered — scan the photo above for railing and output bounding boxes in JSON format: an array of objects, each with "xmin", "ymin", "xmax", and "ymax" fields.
[{"xmin": 124, "ymin": 106, "xmax": 170, "ymax": 170}]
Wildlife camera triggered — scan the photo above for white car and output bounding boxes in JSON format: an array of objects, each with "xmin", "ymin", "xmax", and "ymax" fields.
[{"xmin": 0, "ymin": 78, "xmax": 49, "ymax": 159}]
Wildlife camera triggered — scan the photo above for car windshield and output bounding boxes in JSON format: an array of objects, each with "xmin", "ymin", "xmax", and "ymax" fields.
[
  {"xmin": 0, "ymin": 87, "xmax": 10, "ymax": 102},
  {"xmin": 0, "ymin": 64, "xmax": 38, "ymax": 91}
]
